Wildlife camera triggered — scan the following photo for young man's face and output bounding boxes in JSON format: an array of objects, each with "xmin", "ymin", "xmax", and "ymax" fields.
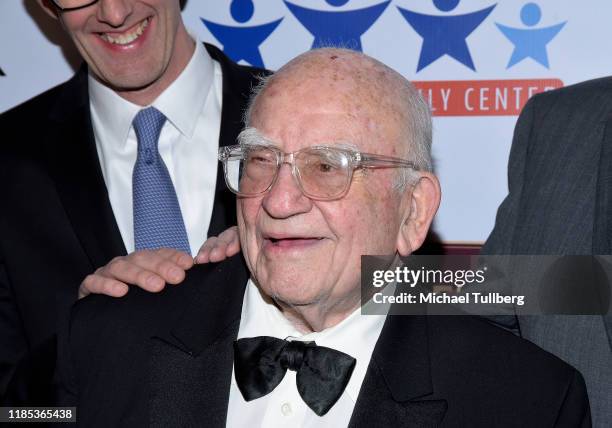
[{"xmin": 44, "ymin": 0, "xmax": 193, "ymax": 102}]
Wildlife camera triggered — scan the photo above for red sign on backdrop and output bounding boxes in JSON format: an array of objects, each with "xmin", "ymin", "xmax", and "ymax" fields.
[{"xmin": 414, "ymin": 79, "xmax": 564, "ymax": 116}]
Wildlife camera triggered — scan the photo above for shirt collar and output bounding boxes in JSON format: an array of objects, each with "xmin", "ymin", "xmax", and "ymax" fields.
[
  {"xmin": 88, "ymin": 75, "xmax": 139, "ymax": 148},
  {"xmin": 153, "ymin": 39, "xmax": 213, "ymax": 138},
  {"xmin": 237, "ymin": 279, "xmax": 386, "ymax": 403},
  {"xmin": 88, "ymin": 36, "xmax": 214, "ymax": 146}
]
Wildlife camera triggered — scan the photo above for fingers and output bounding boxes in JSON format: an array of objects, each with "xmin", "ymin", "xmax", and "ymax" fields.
[
  {"xmin": 195, "ymin": 226, "xmax": 241, "ymax": 264},
  {"xmin": 211, "ymin": 230, "xmax": 240, "ymax": 262},
  {"xmin": 121, "ymin": 249, "xmax": 193, "ymax": 285},
  {"xmin": 79, "ymin": 275, "xmax": 129, "ymax": 299},
  {"xmin": 78, "ymin": 249, "xmax": 194, "ymax": 299},
  {"xmin": 151, "ymin": 248, "xmax": 193, "ymax": 274},
  {"xmin": 195, "ymin": 237, "xmax": 220, "ymax": 264}
]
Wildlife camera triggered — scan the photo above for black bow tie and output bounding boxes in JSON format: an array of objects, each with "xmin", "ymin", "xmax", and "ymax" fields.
[{"xmin": 233, "ymin": 336, "xmax": 356, "ymax": 416}]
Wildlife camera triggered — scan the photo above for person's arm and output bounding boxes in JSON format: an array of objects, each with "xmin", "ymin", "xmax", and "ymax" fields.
[
  {"xmin": 479, "ymin": 97, "xmax": 538, "ymax": 334},
  {"xmin": 54, "ymin": 306, "xmax": 77, "ymax": 408},
  {"xmin": 0, "ymin": 259, "xmax": 28, "ymax": 401},
  {"xmin": 481, "ymin": 95, "xmax": 537, "ymax": 254},
  {"xmin": 553, "ymin": 370, "xmax": 591, "ymax": 428},
  {"xmin": 79, "ymin": 226, "xmax": 241, "ymax": 298}
]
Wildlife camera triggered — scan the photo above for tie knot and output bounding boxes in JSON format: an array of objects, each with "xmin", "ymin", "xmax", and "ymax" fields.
[
  {"xmin": 133, "ymin": 107, "xmax": 166, "ymax": 151},
  {"xmin": 280, "ymin": 340, "xmax": 313, "ymax": 372}
]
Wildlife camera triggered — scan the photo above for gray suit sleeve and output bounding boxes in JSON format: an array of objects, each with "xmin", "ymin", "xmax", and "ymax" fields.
[
  {"xmin": 479, "ymin": 98, "xmax": 539, "ymax": 334},
  {"xmin": 482, "ymin": 96, "xmax": 537, "ymax": 254}
]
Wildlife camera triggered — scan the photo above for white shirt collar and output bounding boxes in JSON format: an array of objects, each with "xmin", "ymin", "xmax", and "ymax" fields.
[
  {"xmin": 88, "ymin": 36, "xmax": 214, "ymax": 146},
  {"xmin": 154, "ymin": 39, "xmax": 213, "ymax": 138},
  {"xmin": 237, "ymin": 279, "xmax": 386, "ymax": 403}
]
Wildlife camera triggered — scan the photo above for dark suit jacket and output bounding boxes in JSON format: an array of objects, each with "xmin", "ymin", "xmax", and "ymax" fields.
[
  {"xmin": 58, "ymin": 256, "xmax": 590, "ymax": 427},
  {"xmin": 483, "ymin": 77, "xmax": 612, "ymax": 426},
  {"xmin": 0, "ymin": 43, "xmax": 266, "ymax": 404}
]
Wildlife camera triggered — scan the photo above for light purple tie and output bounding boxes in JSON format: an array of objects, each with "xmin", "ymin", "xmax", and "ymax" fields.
[{"xmin": 132, "ymin": 107, "xmax": 190, "ymax": 254}]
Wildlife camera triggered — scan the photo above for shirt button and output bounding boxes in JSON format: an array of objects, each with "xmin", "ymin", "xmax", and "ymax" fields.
[{"xmin": 281, "ymin": 402, "xmax": 292, "ymax": 416}]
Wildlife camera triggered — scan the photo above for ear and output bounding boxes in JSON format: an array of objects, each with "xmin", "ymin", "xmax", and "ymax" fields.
[
  {"xmin": 396, "ymin": 172, "xmax": 441, "ymax": 256},
  {"xmin": 38, "ymin": 0, "xmax": 60, "ymax": 20}
]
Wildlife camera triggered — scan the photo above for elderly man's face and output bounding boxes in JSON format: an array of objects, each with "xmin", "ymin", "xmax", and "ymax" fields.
[
  {"xmin": 42, "ymin": 0, "xmax": 192, "ymax": 102},
  {"xmin": 237, "ymin": 75, "xmax": 413, "ymax": 318}
]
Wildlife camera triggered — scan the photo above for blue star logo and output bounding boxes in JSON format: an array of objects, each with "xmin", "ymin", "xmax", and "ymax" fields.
[
  {"xmin": 496, "ymin": 3, "xmax": 565, "ymax": 69},
  {"xmin": 201, "ymin": 0, "xmax": 282, "ymax": 68},
  {"xmin": 397, "ymin": 0, "xmax": 496, "ymax": 72},
  {"xmin": 284, "ymin": 0, "xmax": 391, "ymax": 51}
]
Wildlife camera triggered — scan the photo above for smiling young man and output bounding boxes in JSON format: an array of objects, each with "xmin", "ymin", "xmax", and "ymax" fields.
[
  {"xmin": 0, "ymin": 0, "xmax": 265, "ymax": 404},
  {"xmin": 56, "ymin": 0, "xmax": 194, "ymax": 104},
  {"xmin": 58, "ymin": 48, "xmax": 589, "ymax": 427}
]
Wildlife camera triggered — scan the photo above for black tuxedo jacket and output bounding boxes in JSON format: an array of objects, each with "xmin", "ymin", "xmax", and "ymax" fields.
[
  {"xmin": 0, "ymin": 44, "xmax": 266, "ymax": 404},
  {"xmin": 59, "ymin": 256, "xmax": 590, "ymax": 427}
]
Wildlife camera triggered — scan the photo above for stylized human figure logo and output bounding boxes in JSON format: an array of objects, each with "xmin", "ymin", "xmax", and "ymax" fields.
[
  {"xmin": 496, "ymin": 3, "xmax": 566, "ymax": 69},
  {"xmin": 397, "ymin": 0, "xmax": 496, "ymax": 72},
  {"xmin": 201, "ymin": 0, "xmax": 282, "ymax": 68},
  {"xmin": 284, "ymin": 0, "xmax": 391, "ymax": 51}
]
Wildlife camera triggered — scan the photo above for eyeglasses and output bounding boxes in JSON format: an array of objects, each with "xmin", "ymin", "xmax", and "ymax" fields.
[
  {"xmin": 218, "ymin": 144, "xmax": 418, "ymax": 201},
  {"xmin": 50, "ymin": 0, "xmax": 99, "ymax": 12}
]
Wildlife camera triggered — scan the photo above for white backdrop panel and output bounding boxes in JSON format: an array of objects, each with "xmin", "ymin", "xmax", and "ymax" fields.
[{"xmin": 1, "ymin": 0, "xmax": 611, "ymax": 243}]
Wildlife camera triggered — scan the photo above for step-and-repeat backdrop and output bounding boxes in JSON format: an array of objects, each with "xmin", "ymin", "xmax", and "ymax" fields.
[{"xmin": 2, "ymin": 0, "xmax": 611, "ymax": 243}]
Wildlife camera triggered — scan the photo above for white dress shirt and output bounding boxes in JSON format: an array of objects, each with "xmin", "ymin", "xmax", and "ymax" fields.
[
  {"xmin": 226, "ymin": 280, "xmax": 386, "ymax": 428},
  {"xmin": 89, "ymin": 38, "xmax": 223, "ymax": 256}
]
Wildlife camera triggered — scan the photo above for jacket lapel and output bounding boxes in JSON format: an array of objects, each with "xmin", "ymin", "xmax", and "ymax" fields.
[
  {"xmin": 149, "ymin": 321, "xmax": 239, "ymax": 428},
  {"xmin": 349, "ymin": 315, "xmax": 447, "ymax": 428},
  {"xmin": 592, "ymin": 115, "xmax": 612, "ymax": 350},
  {"xmin": 149, "ymin": 256, "xmax": 249, "ymax": 427},
  {"xmin": 44, "ymin": 67, "xmax": 126, "ymax": 269}
]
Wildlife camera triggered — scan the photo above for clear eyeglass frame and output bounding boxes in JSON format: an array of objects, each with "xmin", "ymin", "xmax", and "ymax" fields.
[{"xmin": 218, "ymin": 144, "xmax": 419, "ymax": 201}]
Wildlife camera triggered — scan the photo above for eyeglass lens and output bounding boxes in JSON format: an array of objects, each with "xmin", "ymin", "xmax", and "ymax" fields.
[{"xmin": 225, "ymin": 146, "xmax": 352, "ymax": 199}]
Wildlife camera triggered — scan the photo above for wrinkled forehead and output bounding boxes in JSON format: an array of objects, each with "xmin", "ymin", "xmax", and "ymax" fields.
[
  {"xmin": 251, "ymin": 105, "xmax": 371, "ymax": 150},
  {"xmin": 249, "ymin": 60, "xmax": 406, "ymax": 155},
  {"xmin": 253, "ymin": 53, "xmax": 400, "ymax": 117}
]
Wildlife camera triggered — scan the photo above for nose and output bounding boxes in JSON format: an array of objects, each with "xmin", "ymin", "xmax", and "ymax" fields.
[
  {"xmin": 97, "ymin": 0, "xmax": 133, "ymax": 27},
  {"xmin": 262, "ymin": 164, "xmax": 313, "ymax": 219}
]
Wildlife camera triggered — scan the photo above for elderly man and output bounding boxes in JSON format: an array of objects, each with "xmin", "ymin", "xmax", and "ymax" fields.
[
  {"xmin": 0, "ymin": 0, "xmax": 265, "ymax": 402},
  {"xmin": 58, "ymin": 48, "xmax": 589, "ymax": 427}
]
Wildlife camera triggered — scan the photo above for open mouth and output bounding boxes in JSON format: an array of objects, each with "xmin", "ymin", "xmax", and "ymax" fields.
[{"xmin": 98, "ymin": 17, "xmax": 150, "ymax": 46}]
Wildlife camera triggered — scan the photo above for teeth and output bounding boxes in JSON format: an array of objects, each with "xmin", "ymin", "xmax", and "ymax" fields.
[{"xmin": 101, "ymin": 18, "xmax": 149, "ymax": 45}]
